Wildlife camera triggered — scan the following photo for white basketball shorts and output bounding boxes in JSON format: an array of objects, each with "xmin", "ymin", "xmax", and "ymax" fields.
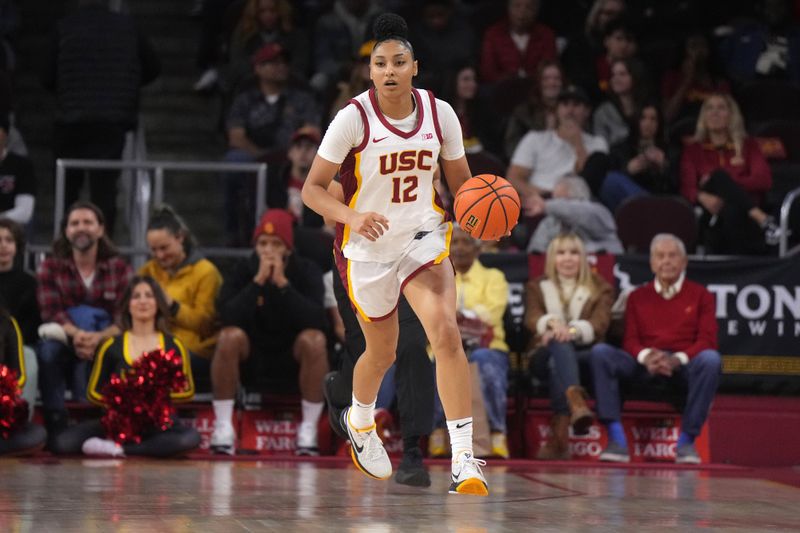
[{"xmin": 334, "ymin": 222, "xmax": 453, "ymax": 321}]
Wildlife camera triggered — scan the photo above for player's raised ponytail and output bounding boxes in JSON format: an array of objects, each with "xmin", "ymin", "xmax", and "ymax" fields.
[{"xmin": 372, "ymin": 13, "xmax": 414, "ymax": 57}]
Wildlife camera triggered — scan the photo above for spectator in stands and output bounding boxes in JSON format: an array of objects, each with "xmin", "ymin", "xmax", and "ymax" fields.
[
  {"xmin": 0, "ymin": 118, "xmax": 35, "ymax": 227},
  {"xmin": 209, "ymin": 209, "xmax": 328, "ymax": 456},
  {"xmin": 36, "ymin": 201, "xmax": 132, "ymax": 446},
  {"xmin": 662, "ymin": 31, "xmax": 731, "ymax": 125},
  {"xmin": 408, "ymin": 0, "xmax": 477, "ymax": 94},
  {"xmin": 0, "ymin": 74, "xmax": 28, "ymax": 157},
  {"xmin": 480, "ymin": 0, "xmax": 557, "ymax": 84},
  {"xmin": 526, "ymin": 233, "xmax": 613, "ymax": 459},
  {"xmin": 504, "ymin": 60, "xmax": 564, "ymax": 160},
  {"xmin": 719, "ymin": 0, "xmax": 800, "ymax": 83},
  {"xmin": 609, "ymin": 103, "xmax": 675, "ymax": 197},
  {"xmin": 310, "ymin": 0, "xmax": 383, "ymax": 94},
  {"xmin": 680, "ymin": 93, "xmax": 778, "ymax": 254},
  {"xmin": 191, "ymin": 0, "xmax": 238, "ymax": 92},
  {"xmin": 0, "ymin": 218, "xmax": 39, "ymax": 413},
  {"xmin": 441, "ymin": 63, "xmax": 501, "ymax": 157},
  {"xmin": 430, "ymin": 225, "xmax": 511, "ymax": 458},
  {"xmin": 267, "ymin": 126, "xmax": 324, "ymax": 229},
  {"xmin": 525, "ymin": 176, "xmax": 624, "ymax": 254},
  {"xmin": 593, "ymin": 18, "xmax": 638, "ymax": 98},
  {"xmin": 50, "ymin": 276, "xmax": 200, "ymax": 457},
  {"xmin": 42, "ymin": 0, "xmax": 161, "ymax": 236},
  {"xmin": 593, "ymin": 57, "xmax": 649, "ymax": 147},
  {"xmin": 590, "ymin": 233, "xmax": 721, "ymax": 464},
  {"xmin": 562, "ymin": 0, "xmax": 626, "ymax": 104},
  {"xmin": 0, "ymin": 302, "xmax": 46, "ymax": 456},
  {"xmin": 508, "ymin": 85, "xmax": 609, "ymax": 201},
  {"xmin": 140, "ymin": 205, "xmax": 222, "ymax": 367},
  {"xmin": 222, "ymin": 42, "xmax": 320, "ymax": 246},
  {"xmin": 0, "ymin": 0, "xmax": 18, "ymax": 72},
  {"xmin": 327, "ymin": 40, "xmax": 374, "ymax": 123},
  {"xmin": 224, "ymin": 0, "xmax": 311, "ymax": 96}
]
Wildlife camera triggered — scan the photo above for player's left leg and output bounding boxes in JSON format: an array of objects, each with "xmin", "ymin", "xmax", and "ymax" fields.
[{"xmin": 404, "ymin": 263, "xmax": 488, "ymax": 496}]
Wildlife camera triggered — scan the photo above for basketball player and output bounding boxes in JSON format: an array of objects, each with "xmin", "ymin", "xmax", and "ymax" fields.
[{"xmin": 302, "ymin": 13, "xmax": 489, "ymax": 495}]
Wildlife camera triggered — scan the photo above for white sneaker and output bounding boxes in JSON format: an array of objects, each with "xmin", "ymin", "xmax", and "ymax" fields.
[
  {"xmin": 210, "ymin": 423, "xmax": 236, "ymax": 455},
  {"xmin": 449, "ymin": 451, "xmax": 489, "ymax": 496},
  {"xmin": 342, "ymin": 407, "xmax": 392, "ymax": 480},
  {"xmin": 193, "ymin": 68, "xmax": 219, "ymax": 91},
  {"xmin": 82, "ymin": 437, "xmax": 125, "ymax": 457}
]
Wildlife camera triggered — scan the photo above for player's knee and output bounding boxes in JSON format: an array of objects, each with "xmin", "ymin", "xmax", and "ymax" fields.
[{"xmin": 428, "ymin": 320, "xmax": 463, "ymax": 358}]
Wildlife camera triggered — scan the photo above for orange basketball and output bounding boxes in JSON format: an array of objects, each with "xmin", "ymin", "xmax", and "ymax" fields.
[{"xmin": 453, "ymin": 174, "xmax": 520, "ymax": 241}]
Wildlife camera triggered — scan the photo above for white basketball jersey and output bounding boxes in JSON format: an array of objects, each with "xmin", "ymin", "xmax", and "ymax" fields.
[{"xmin": 336, "ymin": 88, "xmax": 450, "ymax": 263}]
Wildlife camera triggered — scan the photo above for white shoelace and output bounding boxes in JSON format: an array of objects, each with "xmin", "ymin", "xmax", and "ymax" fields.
[
  {"xmin": 361, "ymin": 431, "xmax": 389, "ymax": 463},
  {"xmin": 454, "ymin": 455, "xmax": 487, "ymax": 479}
]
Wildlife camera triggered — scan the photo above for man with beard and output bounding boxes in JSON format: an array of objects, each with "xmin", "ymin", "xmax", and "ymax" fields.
[{"xmin": 35, "ymin": 201, "xmax": 132, "ymax": 447}]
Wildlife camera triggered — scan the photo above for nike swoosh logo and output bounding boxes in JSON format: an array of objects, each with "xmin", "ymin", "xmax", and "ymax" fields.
[
  {"xmin": 372, "ymin": 136, "xmax": 388, "ymax": 143},
  {"xmin": 455, "ymin": 421, "xmax": 472, "ymax": 429},
  {"xmin": 352, "ymin": 438, "xmax": 364, "ymax": 454}
]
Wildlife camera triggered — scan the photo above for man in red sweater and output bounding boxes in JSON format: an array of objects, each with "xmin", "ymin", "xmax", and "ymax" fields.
[{"xmin": 590, "ymin": 234, "xmax": 721, "ymax": 464}]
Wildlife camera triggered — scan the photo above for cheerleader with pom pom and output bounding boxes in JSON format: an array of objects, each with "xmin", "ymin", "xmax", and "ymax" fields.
[
  {"xmin": 0, "ymin": 303, "xmax": 46, "ymax": 455},
  {"xmin": 50, "ymin": 276, "xmax": 200, "ymax": 457}
]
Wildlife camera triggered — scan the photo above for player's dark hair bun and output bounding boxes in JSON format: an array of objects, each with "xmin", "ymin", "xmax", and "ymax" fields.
[{"xmin": 373, "ymin": 13, "xmax": 409, "ymax": 41}]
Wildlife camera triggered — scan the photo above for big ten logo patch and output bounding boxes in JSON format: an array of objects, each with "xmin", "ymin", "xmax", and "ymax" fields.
[
  {"xmin": 464, "ymin": 214, "xmax": 480, "ymax": 232},
  {"xmin": 421, "ymin": 132, "xmax": 433, "ymax": 140}
]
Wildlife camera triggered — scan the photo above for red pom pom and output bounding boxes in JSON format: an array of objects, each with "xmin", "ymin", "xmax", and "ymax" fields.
[
  {"xmin": 0, "ymin": 364, "xmax": 28, "ymax": 439},
  {"xmin": 100, "ymin": 349, "xmax": 188, "ymax": 444}
]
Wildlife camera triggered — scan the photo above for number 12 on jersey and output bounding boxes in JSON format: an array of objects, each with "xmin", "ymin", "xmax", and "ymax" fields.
[{"xmin": 391, "ymin": 175, "xmax": 418, "ymax": 203}]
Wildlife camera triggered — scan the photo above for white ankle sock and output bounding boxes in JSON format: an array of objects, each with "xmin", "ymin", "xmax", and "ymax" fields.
[
  {"xmin": 349, "ymin": 394, "xmax": 376, "ymax": 430},
  {"xmin": 447, "ymin": 417, "xmax": 474, "ymax": 457},
  {"xmin": 298, "ymin": 400, "xmax": 324, "ymax": 446},
  {"xmin": 213, "ymin": 399, "xmax": 234, "ymax": 428}
]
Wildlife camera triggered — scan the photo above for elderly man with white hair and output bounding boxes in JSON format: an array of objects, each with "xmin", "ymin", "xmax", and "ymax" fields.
[
  {"xmin": 526, "ymin": 175, "xmax": 623, "ymax": 254},
  {"xmin": 589, "ymin": 233, "xmax": 721, "ymax": 464}
]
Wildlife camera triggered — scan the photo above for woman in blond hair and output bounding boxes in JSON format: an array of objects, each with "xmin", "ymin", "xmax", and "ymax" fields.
[
  {"xmin": 680, "ymin": 93, "xmax": 777, "ymax": 254},
  {"xmin": 525, "ymin": 233, "xmax": 613, "ymax": 460}
]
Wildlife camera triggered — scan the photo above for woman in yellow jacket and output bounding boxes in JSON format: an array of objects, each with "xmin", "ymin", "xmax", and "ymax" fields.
[{"xmin": 139, "ymin": 205, "xmax": 222, "ymax": 363}]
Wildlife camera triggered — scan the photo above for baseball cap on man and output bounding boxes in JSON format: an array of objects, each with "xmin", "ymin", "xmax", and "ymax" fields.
[
  {"xmin": 290, "ymin": 126, "xmax": 321, "ymax": 145},
  {"xmin": 252, "ymin": 208, "xmax": 294, "ymax": 249},
  {"xmin": 557, "ymin": 85, "xmax": 590, "ymax": 105},
  {"xmin": 252, "ymin": 42, "xmax": 287, "ymax": 65}
]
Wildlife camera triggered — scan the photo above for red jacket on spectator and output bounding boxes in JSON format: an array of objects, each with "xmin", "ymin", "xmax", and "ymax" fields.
[
  {"xmin": 623, "ymin": 279, "xmax": 718, "ymax": 360},
  {"xmin": 679, "ymin": 137, "xmax": 772, "ymax": 206},
  {"xmin": 480, "ymin": 19, "xmax": 556, "ymax": 83}
]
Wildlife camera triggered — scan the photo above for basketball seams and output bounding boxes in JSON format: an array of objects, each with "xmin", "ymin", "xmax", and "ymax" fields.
[{"xmin": 455, "ymin": 174, "xmax": 520, "ymax": 240}]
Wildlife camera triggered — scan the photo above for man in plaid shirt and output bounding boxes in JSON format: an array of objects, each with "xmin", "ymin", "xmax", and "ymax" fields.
[{"xmin": 36, "ymin": 201, "xmax": 132, "ymax": 444}]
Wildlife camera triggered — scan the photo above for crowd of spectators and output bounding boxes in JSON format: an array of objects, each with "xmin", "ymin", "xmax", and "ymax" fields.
[{"xmin": 1, "ymin": 0, "xmax": 799, "ymax": 463}]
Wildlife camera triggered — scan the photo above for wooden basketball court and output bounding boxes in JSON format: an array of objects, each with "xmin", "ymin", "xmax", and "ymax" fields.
[{"xmin": 3, "ymin": 457, "xmax": 799, "ymax": 531}]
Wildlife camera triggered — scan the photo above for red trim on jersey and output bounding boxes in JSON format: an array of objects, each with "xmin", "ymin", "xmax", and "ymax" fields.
[
  {"xmin": 348, "ymin": 99, "xmax": 370, "ymax": 153},
  {"xmin": 368, "ymin": 87, "xmax": 425, "ymax": 139},
  {"xmin": 427, "ymin": 90, "xmax": 444, "ymax": 144}
]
